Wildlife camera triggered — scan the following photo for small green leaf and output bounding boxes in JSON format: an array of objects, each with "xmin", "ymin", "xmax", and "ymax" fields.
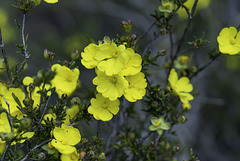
[{"xmin": 12, "ymin": 93, "xmax": 23, "ymax": 108}]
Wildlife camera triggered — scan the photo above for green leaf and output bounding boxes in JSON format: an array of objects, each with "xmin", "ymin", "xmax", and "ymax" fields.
[
  {"xmin": 12, "ymin": 93, "xmax": 23, "ymax": 108},
  {"xmin": 14, "ymin": 19, "xmax": 22, "ymax": 31}
]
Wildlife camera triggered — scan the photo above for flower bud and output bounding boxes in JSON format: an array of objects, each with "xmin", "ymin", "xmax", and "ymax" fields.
[
  {"xmin": 165, "ymin": 142, "xmax": 171, "ymax": 150},
  {"xmin": 179, "ymin": 115, "xmax": 187, "ymax": 123},
  {"xmin": 70, "ymin": 97, "xmax": 81, "ymax": 105},
  {"xmin": 151, "ymin": 101, "xmax": 158, "ymax": 107},
  {"xmin": 29, "ymin": 83, "xmax": 35, "ymax": 93},
  {"xmin": 158, "ymin": 49, "xmax": 167, "ymax": 56},
  {"xmin": 79, "ymin": 152, "xmax": 86, "ymax": 159},
  {"xmin": 71, "ymin": 49, "xmax": 80, "ymax": 61},
  {"xmin": 33, "ymin": 76, "xmax": 42, "ymax": 86},
  {"xmin": 0, "ymin": 58, "xmax": 6, "ymax": 69},
  {"xmin": 89, "ymin": 150, "xmax": 95, "ymax": 157},
  {"xmin": 81, "ymin": 138, "xmax": 88, "ymax": 144},
  {"xmin": 98, "ymin": 153, "xmax": 106, "ymax": 161},
  {"xmin": 23, "ymin": 97, "xmax": 34, "ymax": 108},
  {"xmin": 63, "ymin": 60, "xmax": 69, "ymax": 66},
  {"xmin": 38, "ymin": 152, "xmax": 46, "ymax": 160},
  {"xmin": 121, "ymin": 20, "xmax": 132, "ymax": 33},
  {"xmin": 175, "ymin": 146, "xmax": 180, "ymax": 152},
  {"xmin": 20, "ymin": 117, "xmax": 32, "ymax": 130},
  {"xmin": 131, "ymin": 34, "xmax": 138, "ymax": 41},
  {"xmin": 191, "ymin": 66, "xmax": 198, "ymax": 73},
  {"xmin": 0, "ymin": 132, "xmax": 14, "ymax": 142},
  {"xmin": 43, "ymin": 49, "xmax": 55, "ymax": 61}
]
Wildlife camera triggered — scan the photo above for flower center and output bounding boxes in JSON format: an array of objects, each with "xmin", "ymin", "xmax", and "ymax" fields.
[
  {"xmin": 112, "ymin": 52, "xmax": 118, "ymax": 58},
  {"xmin": 66, "ymin": 75, "xmax": 73, "ymax": 82},
  {"xmin": 163, "ymin": 3, "xmax": 170, "ymax": 9},
  {"xmin": 230, "ymin": 38, "xmax": 237, "ymax": 45},
  {"xmin": 179, "ymin": 56, "xmax": 188, "ymax": 65},
  {"xmin": 109, "ymin": 76, "xmax": 117, "ymax": 83},
  {"xmin": 129, "ymin": 82, "xmax": 133, "ymax": 88},
  {"xmin": 155, "ymin": 121, "xmax": 161, "ymax": 127},
  {"xmin": 101, "ymin": 103, "xmax": 108, "ymax": 108},
  {"xmin": 61, "ymin": 137, "xmax": 68, "ymax": 145}
]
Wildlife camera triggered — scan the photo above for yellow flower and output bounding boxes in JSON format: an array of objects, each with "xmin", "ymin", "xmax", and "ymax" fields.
[
  {"xmin": 51, "ymin": 64, "xmax": 80, "ymax": 98},
  {"xmin": 177, "ymin": 0, "xmax": 210, "ymax": 19},
  {"xmin": 0, "ymin": 83, "xmax": 25, "ymax": 119},
  {"xmin": 217, "ymin": 27, "xmax": 240, "ymax": 55},
  {"xmin": 81, "ymin": 43, "xmax": 99, "ymax": 69},
  {"xmin": 88, "ymin": 93, "xmax": 120, "ymax": 121},
  {"xmin": 158, "ymin": 0, "xmax": 175, "ymax": 17},
  {"xmin": 174, "ymin": 55, "xmax": 189, "ymax": 70},
  {"xmin": 51, "ymin": 125, "xmax": 81, "ymax": 154},
  {"xmin": 149, "ymin": 116, "xmax": 170, "ymax": 135},
  {"xmin": 97, "ymin": 43, "xmax": 129, "ymax": 76},
  {"xmin": 124, "ymin": 72, "xmax": 147, "ymax": 102},
  {"xmin": 44, "ymin": 0, "xmax": 58, "ymax": 3},
  {"xmin": 168, "ymin": 69, "xmax": 193, "ymax": 104},
  {"xmin": 93, "ymin": 70, "xmax": 129, "ymax": 101}
]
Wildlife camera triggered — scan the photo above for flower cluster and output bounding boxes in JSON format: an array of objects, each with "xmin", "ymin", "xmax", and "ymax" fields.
[
  {"xmin": 81, "ymin": 42, "xmax": 147, "ymax": 121},
  {"xmin": 0, "ymin": 63, "xmax": 80, "ymax": 154},
  {"xmin": 168, "ymin": 68, "xmax": 194, "ymax": 107}
]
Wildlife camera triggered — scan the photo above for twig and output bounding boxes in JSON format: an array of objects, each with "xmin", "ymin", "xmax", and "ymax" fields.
[
  {"xmin": 190, "ymin": 52, "xmax": 221, "ymax": 79},
  {"xmin": 166, "ymin": 19, "xmax": 174, "ymax": 60},
  {"xmin": 38, "ymin": 89, "xmax": 54, "ymax": 125},
  {"xmin": 166, "ymin": 0, "xmax": 199, "ymax": 83},
  {"xmin": 175, "ymin": 0, "xmax": 198, "ymax": 58},
  {"xmin": 136, "ymin": 20, "xmax": 157, "ymax": 48},
  {"xmin": 0, "ymin": 28, "xmax": 12, "ymax": 83},
  {"xmin": 20, "ymin": 138, "xmax": 52, "ymax": 161},
  {"xmin": 11, "ymin": 13, "xmax": 30, "ymax": 86}
]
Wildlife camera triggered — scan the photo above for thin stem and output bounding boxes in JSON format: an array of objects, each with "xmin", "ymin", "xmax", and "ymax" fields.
[
  {"xmin": 136, "ymin": 20, "xmax": 157, "ymax": 48},
  {"xmin": 38, "ymin": 89, "xmax": 54, "ymax": 125},
  {"xmin": 22, "ymin": 14, "xmax": 29, "ymax": 58},
  {"xmin": 166, "ymin": 0, "xmax": 199, "ymax": 83},
  {"xmin": 20, "ymin": 138, "xmax": 52, "ymax": 161},
  {"xmin": 11, "ymin": 13, "xmax": 30, "ymax": 86},
  {"xmin": 175, "ymin": 0, "xmax": 198, "ymax": 57},
  {"xmin": 190, "ymin": 52, "xmax": 221, "ymax": 79},
  {"xmin": 0, "ymin": 29, "xmax": 12, "ymax": 83},
  {"xmin": 166, "ymin": 19, "xmax": 174, "ymax": 60}
]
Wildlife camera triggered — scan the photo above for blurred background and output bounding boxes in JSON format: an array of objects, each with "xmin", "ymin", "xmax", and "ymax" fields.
[{"xmin": 1, "ymin": 0, "xmax": 240, "ymax": 160}]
